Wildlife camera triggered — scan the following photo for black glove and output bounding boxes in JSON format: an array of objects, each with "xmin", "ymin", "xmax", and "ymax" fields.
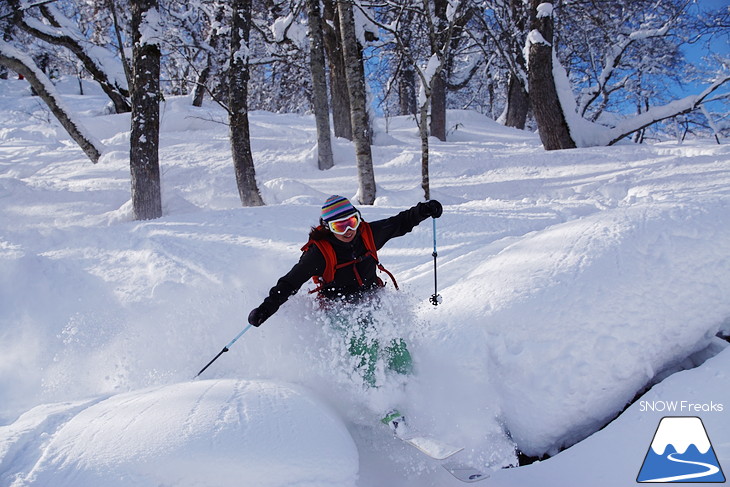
[
  {"xmin": 248, "ymin": 305, "xmax": 273, "ymax": 327},
  {"xmin": 419, "ymin": 200, "xmax": 443, "ymax": 218}
]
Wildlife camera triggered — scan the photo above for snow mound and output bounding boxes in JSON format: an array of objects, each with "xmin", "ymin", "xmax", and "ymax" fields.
[
  {"xmin": 4, "ymin": 380, "xmax": 358, "ymax": 487},
  {"xmin": 435, "ymin": 202, "xmax": 730, "ymax": 456}
]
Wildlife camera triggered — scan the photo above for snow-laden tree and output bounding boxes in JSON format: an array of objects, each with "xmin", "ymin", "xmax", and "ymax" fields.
[
  {"xmin": 523, "ymin": 0, "xmax": 729, "ymax": 149},
  {"xmin": 0, "ymin": 39, "xmax": 104, "ymax": 163},
  {"xmin": 8, "ymin": 0, "xmax": 131, "ymax": 113},
  {"xmin": 159, "ymin": 0, "xmax": 220, "ymax": 97},
  {"xmin": 559, "ymin": 0, "xmax": 697, "ymax": 122},
  {"xmin": 249, "ymin": 3, "xmax": 312, "ymax": 114}
]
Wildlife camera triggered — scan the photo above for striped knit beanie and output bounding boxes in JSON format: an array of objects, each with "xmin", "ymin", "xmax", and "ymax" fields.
[{"xmin": 321, "ymin": 195, "xmax": 357, "ymax": 222}]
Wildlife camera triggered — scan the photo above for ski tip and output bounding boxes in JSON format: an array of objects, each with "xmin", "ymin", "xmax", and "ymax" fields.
[{"xmin": 442, "ymin": 462, "xmax": 490, "ymax": 483}]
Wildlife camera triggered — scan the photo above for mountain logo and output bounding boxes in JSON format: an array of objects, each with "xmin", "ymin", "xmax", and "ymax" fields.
[{"xmin": 637, "ymin": 416, "xmax": 725, "ymax": 483}]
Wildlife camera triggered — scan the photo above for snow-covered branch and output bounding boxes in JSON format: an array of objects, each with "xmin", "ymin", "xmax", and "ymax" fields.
[
  {"xmin": 0, "ymin": 0, "xmax": 56, "ymax": 20},
  {"xmin": 576, "ymin": 5, "xmax": 686, "ymax": 118},
  {"xmin": 9, "ymin": 0, "xmax": 131, "ymax": 113},
  {"xmin": 0, "ymin": 40, "xmax": 105, "ymax": 163},
  {"xmin": 605, "ymin": 75, "xmax": 730, "ymax": 145}
]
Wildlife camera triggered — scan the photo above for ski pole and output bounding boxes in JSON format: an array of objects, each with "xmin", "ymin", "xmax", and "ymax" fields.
[
  {"xmin": 195, "ymin": 324, "xmax": 253, "ymax": 378},
  {"xmin": 429, "ymin": 217, "xmax": 442, "ymax": 306}
]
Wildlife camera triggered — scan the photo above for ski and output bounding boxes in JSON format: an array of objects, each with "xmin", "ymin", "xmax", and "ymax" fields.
[
  {"xmin": 395, "ymin": 432, "xmax": 490, "ymax": 482},
  {"xmin": 400, "ymin": 434, "xmax": 464, "ymax": 460},
  {"xmin": 442, "ymin": 460, "xmax": 490, "ymax": 483},
  {"xmin": 382, "ymin": 411, "xmax": 488, "ymax": 482},
  {"xmin": 400, "ymin": 436, "xmax": 490, "ymax": 482}
]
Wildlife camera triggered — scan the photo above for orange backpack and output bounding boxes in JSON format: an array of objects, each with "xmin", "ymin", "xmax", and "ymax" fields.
[{"xmin": 301, "ymin": 221, "xmax": 399, "ymax": 294}]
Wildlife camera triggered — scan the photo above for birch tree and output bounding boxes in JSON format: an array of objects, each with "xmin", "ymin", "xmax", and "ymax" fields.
[
  {"xmin": 306, "ymin": 0, "xmax": 335, "ymax": 170},
  {"xmin": 337, "ymin": 0, "xmax": 376, "ymax": 204},
  {"xmin": 229, "ymin": 0, "xmax": 265, "ymax": 207}
]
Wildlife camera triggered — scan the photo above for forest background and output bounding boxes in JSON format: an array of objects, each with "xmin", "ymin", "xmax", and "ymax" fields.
[{"xmin": 0, "ymin": 0, "xmax": 728, "ymax": 220}]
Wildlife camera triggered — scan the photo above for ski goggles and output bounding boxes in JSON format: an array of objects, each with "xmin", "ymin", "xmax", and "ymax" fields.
[{"xmin": 326, "ymin": 212, "xmax": 361, "ymax": 235}]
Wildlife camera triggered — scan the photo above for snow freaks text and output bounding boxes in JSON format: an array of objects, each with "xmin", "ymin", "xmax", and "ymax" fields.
[{"xmin": 638, "ymin": 401, "xmax": 724, "ymax": 413}]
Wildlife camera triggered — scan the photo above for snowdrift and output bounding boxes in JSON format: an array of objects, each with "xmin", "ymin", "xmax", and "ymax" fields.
[
  {"xmin": 433, "ymin": 202, "xmax": 730, "ymax": 456},
  {"xmin": 0, "ymin": 380, "xmax": 358, "ymax": 487}
]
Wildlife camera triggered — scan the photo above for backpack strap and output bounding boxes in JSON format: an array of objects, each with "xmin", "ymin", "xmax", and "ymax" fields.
[
  {"xmin": 359, "ymin": 222, "xmax": 399, "ymax": 290},
  {"xmin": 301, "ymin": 229, "xmax": 337, "ymax": 292}
]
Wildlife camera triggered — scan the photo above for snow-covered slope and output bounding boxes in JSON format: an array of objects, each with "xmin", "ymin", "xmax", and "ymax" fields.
[
  {"xmin": 1, "ymin": 78, "xmax": 728, "ymax": 486},
  {"xmin": 1, "ymin": 380, "xmax": 357, "ymax": 487}
]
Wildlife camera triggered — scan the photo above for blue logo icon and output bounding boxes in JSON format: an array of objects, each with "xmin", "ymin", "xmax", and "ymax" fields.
[{"xmin": 637, "ymin": 416, "xmax": 725, "ymax": 483}]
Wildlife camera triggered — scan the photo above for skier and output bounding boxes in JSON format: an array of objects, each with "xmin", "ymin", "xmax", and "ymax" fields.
[{"xmin": 247, "ymin": 195, "xmax": 443, "ymax": 428}]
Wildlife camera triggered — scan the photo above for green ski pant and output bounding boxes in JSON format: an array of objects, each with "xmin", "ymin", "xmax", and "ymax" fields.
[{"xmin": 328, "ymin": 310, "xmax": 412, "ymax": 388}]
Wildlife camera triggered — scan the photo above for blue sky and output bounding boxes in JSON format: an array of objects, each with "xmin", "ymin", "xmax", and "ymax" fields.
[{"xmin": 680, "ymin": 0, "xmax": 729, "ymax": 93}]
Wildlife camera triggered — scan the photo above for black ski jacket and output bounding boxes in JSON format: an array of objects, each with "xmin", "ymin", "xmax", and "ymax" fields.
[{"xmin": 255, "ymin": 202, "xmax": 432, "ymax": 322}]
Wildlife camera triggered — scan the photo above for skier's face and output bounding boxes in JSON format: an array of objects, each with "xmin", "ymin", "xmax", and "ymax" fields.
[
  {"xmin": 333, "ymin": 228, "xmax": 357, "ymax": 243},
  {"xmin": 326, "ymin": 212, "xmax": 361, "ymax": 243}
]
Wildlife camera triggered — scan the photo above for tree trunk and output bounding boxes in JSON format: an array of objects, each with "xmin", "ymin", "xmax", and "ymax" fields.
[
  {"xmin": 130, "ymin": 0, "xmax": 162, "ymax": 220},
  {"xmin": 418, "ymin": 100, "xmax": 431, "ymax": 200},
  {"xmin": 0, "ymin": 41, "xmax": 103, "ymax": 163},
  {"xmin": 527, "ymin": 0, "xmax": 575, "ymax": 150},
  {"xmin": 322, "ymin": 0, "xmax": 353, "ymax": 140},
  {"xmin": 428, "ymin": 0, "xmax": 448, "ymax": 142},
  {"xmin": 192, "ymin": 4, "xmax": 225, "ymax": 107},
  {"xmin": 192, "ymin": 63, "xmax": 212, "ymax": 108},
  {"xmin": 337, "ymin": 0, "xmax": 376, "ymax": 204},
  {"xmin": 306, "ymin": 0, "xmax": 335, "ymax": 170},
  {"xmin": 504, "ymin": 72, "xmax": 529, "ymax": 129},
  {"xmin": 504, "ymin": 0, "xmax": 529, "ymax": 129},
  {"xmin": 430, "ymin": 71, "xmax": 446, "ymax": 141},
  {"xmin": 229, "ymin": 0, "xmax": 265, "ymax": 207},
  {"xmin": 398, "ymin": 64, "xmax": 417, "ymax": 116}
]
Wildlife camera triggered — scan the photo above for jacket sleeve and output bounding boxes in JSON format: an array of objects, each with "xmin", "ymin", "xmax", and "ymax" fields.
[
  {"xmin": 369, "ymin": 203, "xmax": 430, "ymax": 249},
  {"xmin": 256, "ymin": 247, "xmax": 326, "ymax": 321}
]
